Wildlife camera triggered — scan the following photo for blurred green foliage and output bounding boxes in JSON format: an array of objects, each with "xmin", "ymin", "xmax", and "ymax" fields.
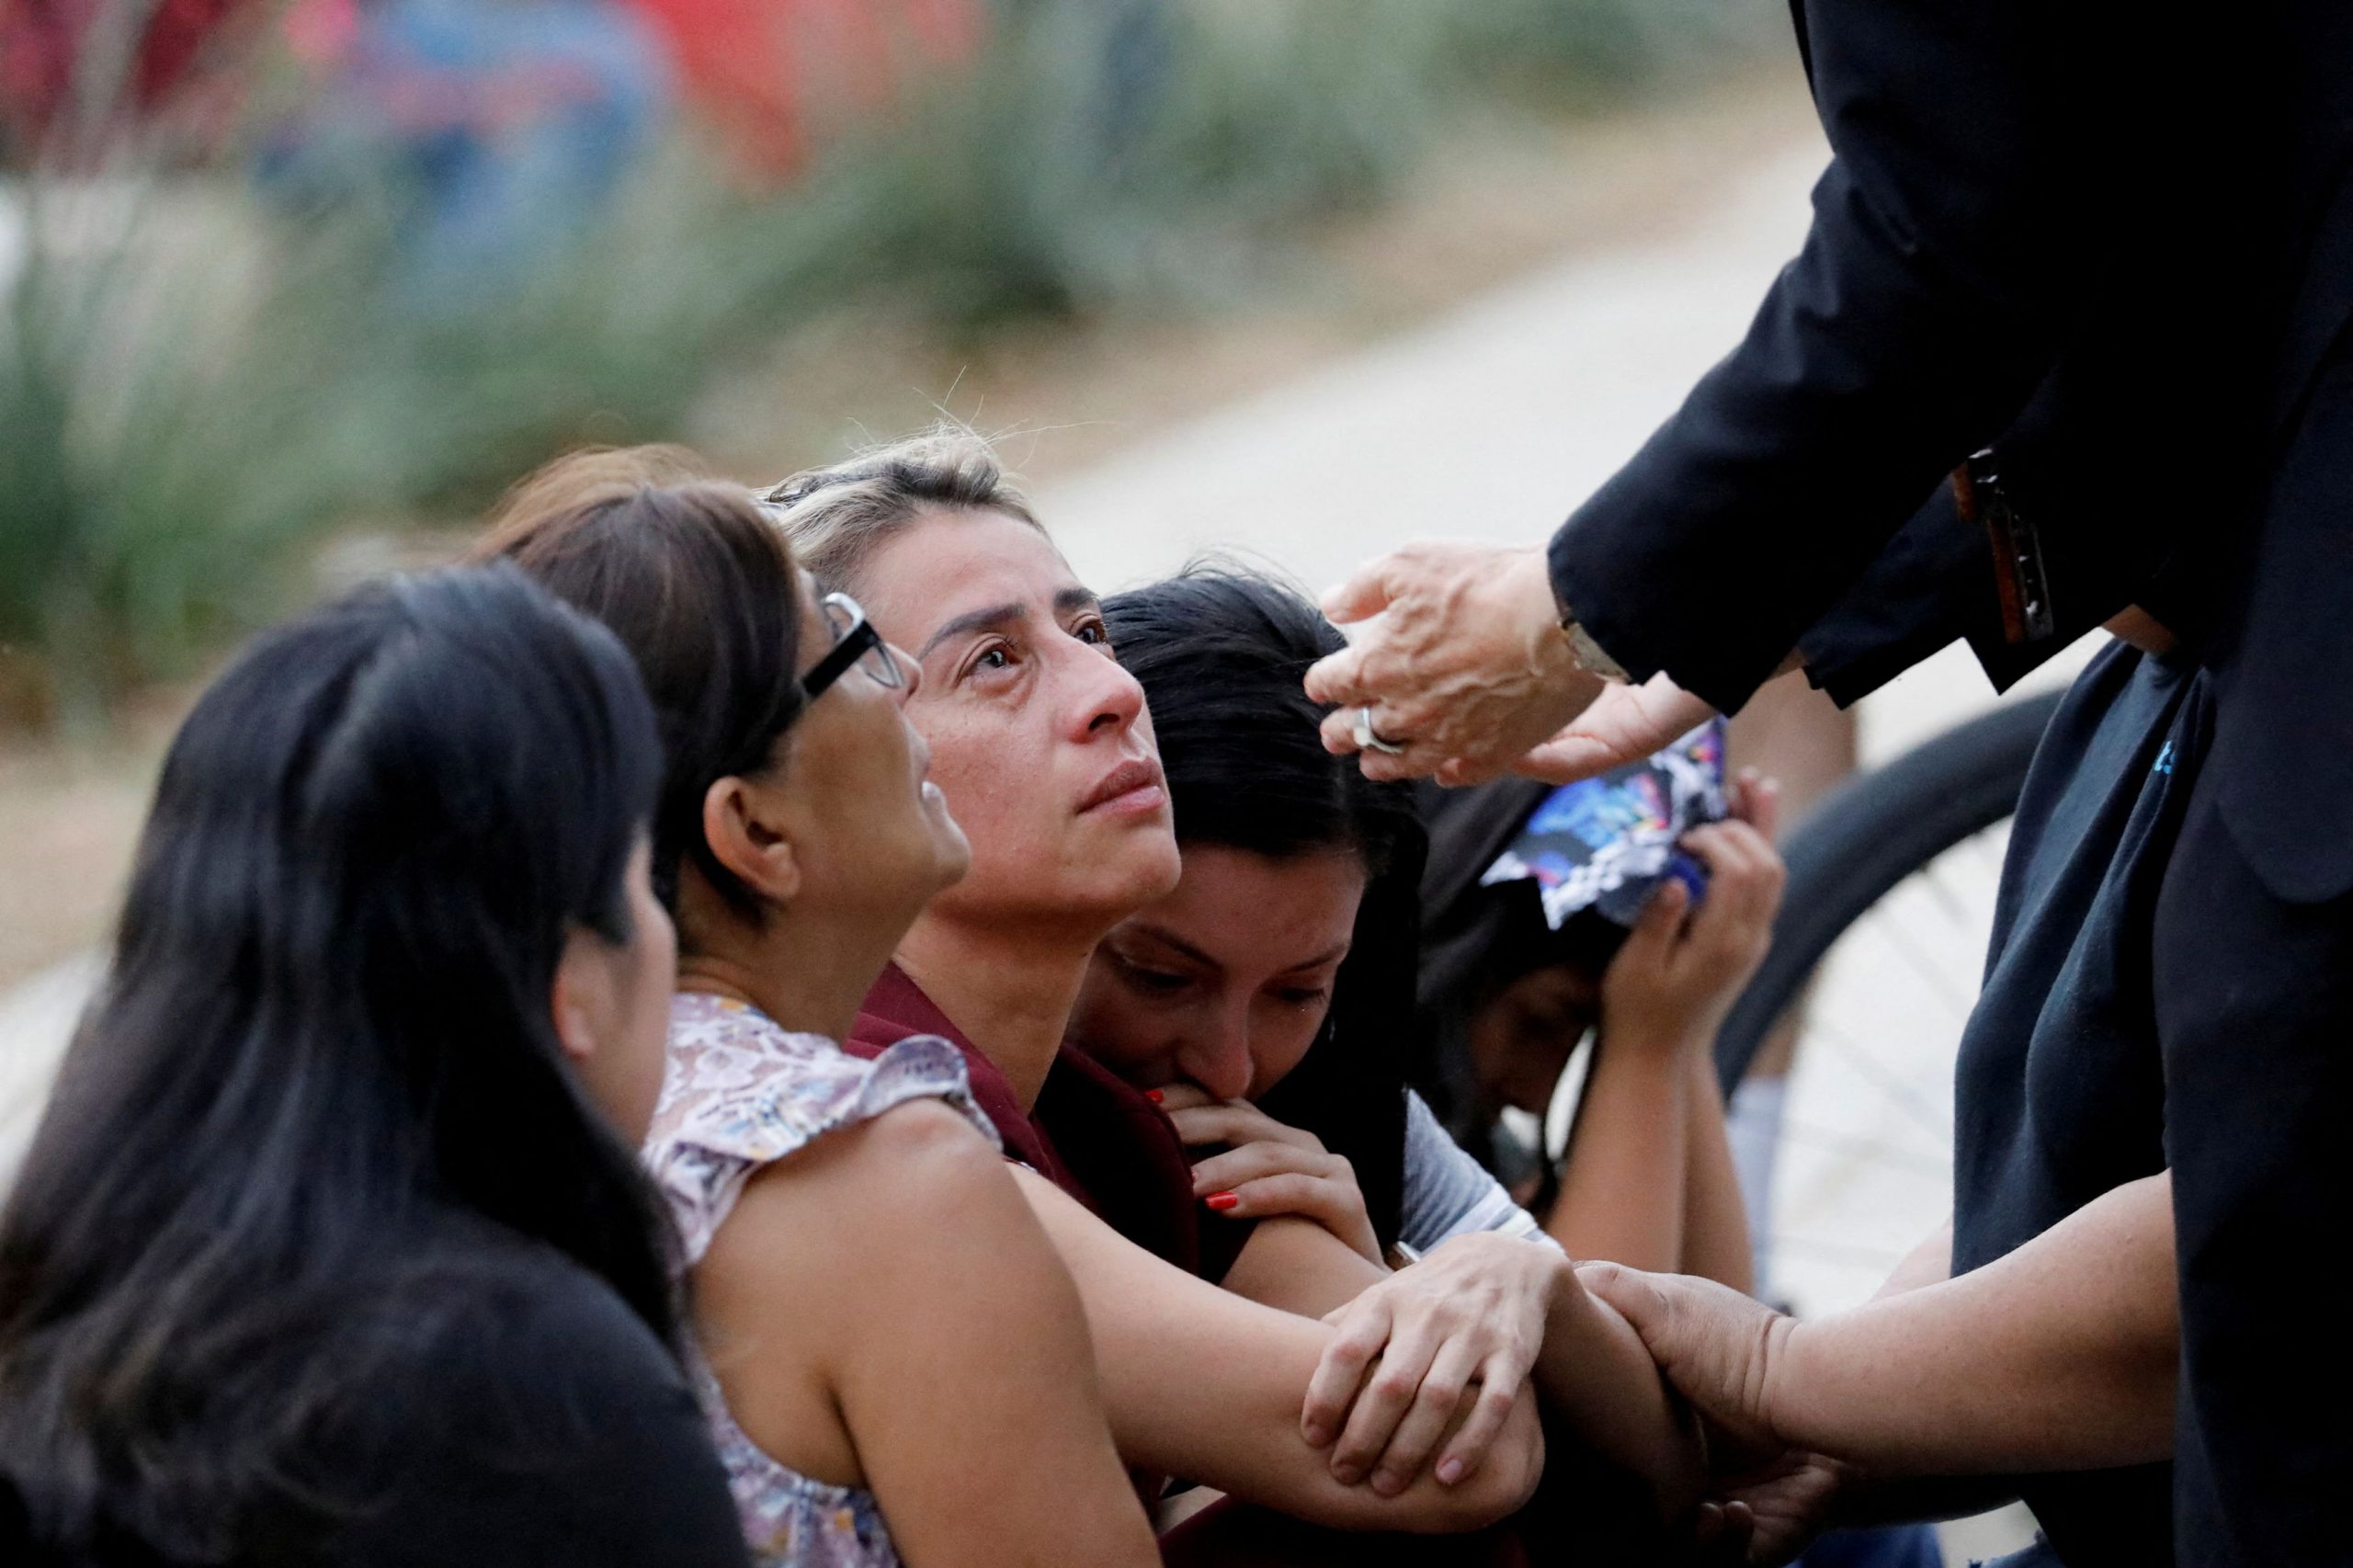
[{"xmin": 0, "ymin": 0, "xmax": 1779, "ymax": 727}]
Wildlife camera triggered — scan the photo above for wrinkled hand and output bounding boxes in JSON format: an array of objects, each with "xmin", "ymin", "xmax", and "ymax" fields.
[
  {"xmin": 1599, "ymin": 773, "xmax": 1785, "ymax": 1056},
  {"xmin": 1575, "ymin": 1263, "xmax": 1798, "ymax": 1456},
  {"xmin": 1304, "ymin": 542, "xmax": 1606, "ymax": 785},
  {"xmin": 1302, "ymin": 1232, "xmax": 1567, "ymax": 1495},
  {"xmin": 1580, "ymin": 1264, "xmax": 1841, "ymax": 1563},
  {"xmin": 1508, "ymin": 671, "xmax": 1721, "ymax": 787},
  {"xmin": 1157, "ymin": 1087, "xmax": 1382, "ymax": 1267}
]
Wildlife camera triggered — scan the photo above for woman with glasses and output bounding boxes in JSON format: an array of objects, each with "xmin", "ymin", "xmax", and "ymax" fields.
[
  {"xmin": 477, "ymin": 449, "xmax": 1159, "ymax": 1568},
  {"xmin": 758, "ymin": 427, "xmax": 1700, "ymax": 1548}
]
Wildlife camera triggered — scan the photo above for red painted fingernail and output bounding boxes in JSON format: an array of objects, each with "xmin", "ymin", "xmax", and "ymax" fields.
[
  {"xmin": 1204, "ymin": 1191, "xmax": 1239, "ymax": 1211},
  {"xmin": 1144, "ymin": 1088, "xmax": 1164, "ymax": 1104}
]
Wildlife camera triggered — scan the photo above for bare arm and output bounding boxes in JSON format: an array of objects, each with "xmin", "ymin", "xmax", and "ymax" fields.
[
  {"xmin": 1014, "ymin": 1166, "xmax": 1545, "ymax": 1533},
  {"xmin": 1551, "ymin": 790, "xmax": 1782, "ymax": 1284},
  {"xmin": 695, "ymin": 1102, "xmax": 1157, "ymax": 1568},
  {"xmin": 1773, "ymin": 1172, "xmax": 2176, "ymax": 1471},
  {"xmin": 1677, "ymin": 1050, "xmax": 1755, "ymax": 1291},
  {"xmin": 1586, "ymin": 1171, "xmax": 2178, "ymax": 1477},
  {"xmin": 1548, "ymin": 1032, "xmax": 1688, "ymax": 1269}
]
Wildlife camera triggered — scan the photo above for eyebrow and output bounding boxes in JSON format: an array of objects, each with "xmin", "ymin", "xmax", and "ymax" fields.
[
  {"xmin": 916, "ymin": 585, "xmax": 1103, "ymax": 660},
  {"xmin": 1127, "ymin": 923, "xmax": 1351, "ymax": 974}
]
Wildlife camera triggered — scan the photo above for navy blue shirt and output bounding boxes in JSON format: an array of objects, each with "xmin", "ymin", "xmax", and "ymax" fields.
[{"xmin": 1949, "ymin": 641, "xmax": 2210, "ymax": 1566}]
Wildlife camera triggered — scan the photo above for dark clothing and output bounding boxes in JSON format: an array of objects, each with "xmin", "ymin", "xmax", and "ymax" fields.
[
  {"xmin": 317, "ymin": 1240, "xmax": 749, "ymax": 1568},
  {"xmin": 1541, "ymin": 2, "xmax": 2353, "ymax": 1558},
  {"xmin": 2154, "ymin": 717, "xmax": 2353, "ymax": 1562},
  {"xmin": 847, "ymin": 962, "xmax": 1202, "ymax": 1276},
  {"xmin": 1949, "ymin": 644, "xmax": 2206, "ymax": 1566},
  {"xmin": 4, "ymin": 1233, "xmax": 749, "ymax": 1568}
]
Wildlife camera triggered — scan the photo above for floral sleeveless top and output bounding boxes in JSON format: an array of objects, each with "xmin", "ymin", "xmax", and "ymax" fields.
[{"xmin": 644, "ymin": 994, "xmax": 997, "ymax": 1568}]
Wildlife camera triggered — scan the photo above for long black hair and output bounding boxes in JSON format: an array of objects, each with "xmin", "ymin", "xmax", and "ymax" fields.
[
  {"xmin": 1103, "ymin": 567, "xmax": 1421, "ymax": 1251},
  {"xmin": 0, "ymin": 565, "xmax": 672, "ymax": 1561}
]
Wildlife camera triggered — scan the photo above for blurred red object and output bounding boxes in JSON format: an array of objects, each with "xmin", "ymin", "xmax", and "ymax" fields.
[
  {"xmin": 619, "ymin": 0, "xmax": 982, "ymax": 178},
  {"xmin": 0, "ymin": 0, "xmax": 254, "ymax": 159}
]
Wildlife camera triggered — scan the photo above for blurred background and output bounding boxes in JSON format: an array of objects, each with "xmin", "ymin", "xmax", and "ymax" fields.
[{"xmin": 2, "ymin": 4, "xmax": 2082, "ymax": 1551}]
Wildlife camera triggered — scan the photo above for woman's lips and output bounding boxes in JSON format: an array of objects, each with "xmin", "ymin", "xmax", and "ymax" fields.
[{"xmin": 1079, "ymin": 757, "xmax": 1167, "ymax": 816}]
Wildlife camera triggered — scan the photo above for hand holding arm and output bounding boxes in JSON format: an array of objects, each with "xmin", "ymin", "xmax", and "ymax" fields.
[
  {"xmin": 1581, "ymin": 1171, "xmax": 2178, "ymax": 1475},
  {"xmin": 1305, "ymin": 1233, "xmax": 1707, "ymax": 1517}
]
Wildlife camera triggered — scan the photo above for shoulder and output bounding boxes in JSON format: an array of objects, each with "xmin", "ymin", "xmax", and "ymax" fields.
[
  {"xmin": 324, "ymin": 1236, "xmax": 750, "ymax": 1566},
  {"xmin": 1398, "ymin": 1092, "xmax": 1548, "ymax": 1251},
  {"xmin": 651, "ymin": 1002, "xmax": 997, "ymax": 1261}
]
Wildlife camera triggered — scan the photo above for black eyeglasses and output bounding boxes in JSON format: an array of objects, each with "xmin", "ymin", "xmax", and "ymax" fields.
[{"xmin": 801, "ymin": 592, "xmax": 904, "ymax": 701}]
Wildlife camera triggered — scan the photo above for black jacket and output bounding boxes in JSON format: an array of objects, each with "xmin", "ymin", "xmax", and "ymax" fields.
[
  {"xmin": 1544, "ymin": 4, "xmax": 2353, "ymax": 1563},
  {"xmin": 1549, "ymin": 0, "xmax": 2353, "ymax": 903}
]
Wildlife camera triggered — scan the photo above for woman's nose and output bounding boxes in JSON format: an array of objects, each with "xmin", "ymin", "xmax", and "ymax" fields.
[
  {"xmin": 1069, "ymin": 642, "xmax": 1146, "ymax": 740},
  {"xmin": 1176, "ymin": 1012, "xmax": 1255, "ymax": 1102}
]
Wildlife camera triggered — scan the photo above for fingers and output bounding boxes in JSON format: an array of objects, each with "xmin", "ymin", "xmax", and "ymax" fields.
[
  {"xmin": 1433, "ymin": 1355, "xmax": 1531, "ymax": 1488},
  {"xmin": 1145, "ymin": 1081, "xmax": 1214, "ymax": 1113},
  {"xmin": 1510, "ymin": 731, "xmax": 1627, "ymax": 785},
  {"xmin": 1679, "ymin": 822, "xmax": 1784, "ymax": 939},
  {"xmin": 1366, "ymin": 1337, "xmax": 1486, "ymax": 1495},
  {"xmin": 1328, "ymin": 1316, "xmax": 1449, "ymax": 1485},
  {"xmin": 1167, "ymin": 1102, "xmax": 1322, "ymax": 1153},
  {"xmin": 1728, "ymin": 768, "xmax": 1782, "ymax": 840},
  {"xmin": 1305, "ymin": 644, "xmax": 1374, "ymax": 710},
  {"xmin": 1302, "ymin": 1294, "xmax": 1392, "ymax": 1449},
  {"xmin": 1187, "ymin": 1141, "xmax": 1345, "ymax": 1201},
  {"xmin": 1575, "ymin": 1260, "xmax": 1668, "ymax": 1348},
  {"xmin": 1317, "ymin": 557, "xmax": 1401, "ymax": 628},
  {"xmin": 1623, "ymin": 877, "xmax": 1690, "ymax": 957}
]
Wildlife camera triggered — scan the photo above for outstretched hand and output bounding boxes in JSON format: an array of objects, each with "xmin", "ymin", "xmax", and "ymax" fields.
[
  {"xmin": 1492, "ymin": 671, "xmax": 1721, "ymax": 788},
  {"xmin": 1304, "ymin": 542, "xmax": 1607, "ymax": 784}
]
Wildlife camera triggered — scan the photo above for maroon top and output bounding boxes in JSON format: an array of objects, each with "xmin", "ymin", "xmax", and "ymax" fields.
[{"xmin": 847, "ymin": 963, "xmax": 1202, "ymax": 1277}]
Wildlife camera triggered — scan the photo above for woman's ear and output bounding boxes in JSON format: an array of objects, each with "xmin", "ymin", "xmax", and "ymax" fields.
[
  {"xmin": 702, "ymin": 774, "xmax": 803, "ymax": 906},
  {"xmin": 551, "ymin": 928, "xmax": 612, "ymax": 1066}
]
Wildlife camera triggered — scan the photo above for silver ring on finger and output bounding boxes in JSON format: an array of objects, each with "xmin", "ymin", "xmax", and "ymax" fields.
[{"xmin": 1353, "ymin": 706, "xmax": 1406, "ymax": 756}]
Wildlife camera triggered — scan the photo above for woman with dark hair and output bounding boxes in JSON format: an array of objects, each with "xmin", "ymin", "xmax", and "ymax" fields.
[
  {"xmin": 0, "ymin": 566, "xmax": 748, "ymax": 1566},
  {"xmin": 1073, "ymin": 566, "xmax": 1725, "ymax": 1495},
  {"xmin": 478, "ymin": 449, "xmax": 1157, "ymax": 1568},
  {"xmin": 765, "ymin": 430, "xmax": 1721, "ymax": 1543}
]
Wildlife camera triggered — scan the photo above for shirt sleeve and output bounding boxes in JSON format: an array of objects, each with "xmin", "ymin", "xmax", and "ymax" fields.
[
  {"xmin": 1549, "ymin": 0, "xmax": 2091, "ymax": 714},
  {"xmin": 1397, "ymin": 1091, "xmax": 1557, "ymax": 1255}
]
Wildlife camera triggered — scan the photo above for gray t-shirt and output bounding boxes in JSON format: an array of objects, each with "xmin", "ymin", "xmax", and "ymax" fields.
[{"xmin": 1397, "ymin": 1090, "xmax": 1556, "ymax": 1255}]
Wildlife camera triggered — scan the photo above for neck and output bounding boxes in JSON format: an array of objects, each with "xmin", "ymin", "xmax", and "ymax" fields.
[
  {"xmin": 892, "ymin": 914, "xmax": 1100, "ymax": 1112},
  {"xmin": 676, "ymin": 898, "xmax": 902, "ymax": 1047}
]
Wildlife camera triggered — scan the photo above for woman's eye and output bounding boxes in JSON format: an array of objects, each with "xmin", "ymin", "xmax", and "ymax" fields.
[
  {"xmin": 1116, "ymin": 960, "xmax": 1189, "ymax": 994},
  {"xmin": 1074, "ymin": 619, "xmax": 1111, "ymax": 650},
  {"xmin": 1277, "ymin": 987, "xmax": 1332, "ymax": 1009},
  {"xmin": 970, "ymin": 644, "xmax": 1013, "ymax": 674}
]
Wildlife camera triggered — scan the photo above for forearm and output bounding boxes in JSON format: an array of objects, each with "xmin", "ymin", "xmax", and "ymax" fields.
[
  {"xmin": 1530, "ymin": 1262, "xmax": 1707, "ymax": 1516},
  {"xmin": 1547, "ymin": 1040, "xmax": 1686, "ymax": 1269},
  {"xmin": 1017, "ymin": 1171, "xmax": 1542, "ymax": 1532},
  {"xmin": 1677, "ymin": 1051, "xmax": 1754, "ymax": 1292},
  {"xmin": 1873, "ymin": 1220, "xmax": 1954, "ymax": 1299},
  {"xmin": 1768, "ymin": 1173, "xmax": 2176, "ymax": 1472}
]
